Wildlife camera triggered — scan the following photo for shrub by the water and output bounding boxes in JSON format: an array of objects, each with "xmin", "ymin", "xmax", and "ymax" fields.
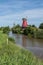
[
  {"xmin": 8, "ymin": 37, "xmax": 15, "ymax": 43},
  {"xmin": 12, "ymin": 23, "xmax": 43, "ymax": 39},
  {"xmin": 35, "ymin": 29, "xmax": 43, "ymax": 39},
  {"xmin": 3, "ymin": 26, "xmax": 10, "ymax": 34},
  {"xmin": 12, "ymin": 24, "xmax": 22, "ymax": 34},
  {"xmin": 39, "ymin": 23, "xmax": 43, "ymax": 29},
  {"xmin": 23, "ymin": 26, "xmax": 31, "ymax": 35}
]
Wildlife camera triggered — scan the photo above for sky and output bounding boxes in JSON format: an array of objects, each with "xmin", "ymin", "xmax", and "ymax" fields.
[{"xmin": 0, "ymin": 0, "xmax": 43, "ymax": 27}]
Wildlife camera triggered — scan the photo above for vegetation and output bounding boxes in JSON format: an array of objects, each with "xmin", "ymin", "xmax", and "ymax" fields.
[
  {"xmin": 32, "ymin": 25, "xmax": 36, "ymax": 28},
  {"xmin": 35, "ymin": 29, "xmax": 43, "ymax": 39},
  {"xmin": 12, "ymin": 23, "xmax": 43, "ymax": 39},
  {"xmin": 8, "ymin": 37, "xmax": 15, "ymax": 43},
  {"xmin": 0, "ymin": 27, "xmax": 3, "ymax": 31},
  {"xmin": 0, "ymin": 31, "xmax": 43, "ymax": 65},
  {"xmin": 39, "ymin": 23, "xmax": 43, "ymax": 29},
  {"xmin": 12, "ymin": 24, "xmax": 22, "ymax": 34},
  {"xmin": 3, "ymin": 26, "xmax": 10, "ymax": 34}
]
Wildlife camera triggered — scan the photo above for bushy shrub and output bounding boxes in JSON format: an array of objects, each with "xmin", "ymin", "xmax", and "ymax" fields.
[
  {"xmin": 12, "ymin": 24, "xmax": 22, "ymax": 34},
  {"xmin": 3, "ymin": 26, "xmax": 10, "ymax": 34},
  {"xmin": 8, "ymin": 37, "xmax": 15, "ymax": 43},
  {"xmin": 35, "ymin": 30, "xmax": 43, "ymax": 39},
  {"xmin": 0, "ymin": 27, "xmax": 3, "ymax": 31},
  {"xmin": 39, "ymin": 23, "xmax": 43, "ymax": 29},
  {"xmin": 23, "ymin": 27, "xmax": 31, "ymax": 35}
]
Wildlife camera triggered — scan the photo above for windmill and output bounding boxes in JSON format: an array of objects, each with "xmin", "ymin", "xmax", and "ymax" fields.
[{"xmin": 22, "ymin": 17, "xmax": 28, "ymax": 28}]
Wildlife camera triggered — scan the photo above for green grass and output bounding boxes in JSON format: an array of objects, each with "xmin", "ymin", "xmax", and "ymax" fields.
[
  {"xmin": 0, "ymin": 31, "xmax": 7, "ymax": 44},
  {"xmin": 0, "ymin": 31, "xmax": 43, "ymax": 65}
]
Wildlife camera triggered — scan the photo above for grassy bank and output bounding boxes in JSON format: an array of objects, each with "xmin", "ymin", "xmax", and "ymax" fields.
[{"xmin": 0, "ymin": 32, "xmax": 43, "ymax": 65}]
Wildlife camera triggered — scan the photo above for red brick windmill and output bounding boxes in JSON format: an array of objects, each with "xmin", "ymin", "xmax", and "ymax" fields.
[{"xmin": 22, "ymin": 18, "xmax": 28, "ymax": 28}]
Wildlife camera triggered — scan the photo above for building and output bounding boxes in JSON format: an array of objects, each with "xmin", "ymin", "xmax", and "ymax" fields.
[{"xmin": 22, "ymin": 18, "xmax": 28, "ymax": 28}]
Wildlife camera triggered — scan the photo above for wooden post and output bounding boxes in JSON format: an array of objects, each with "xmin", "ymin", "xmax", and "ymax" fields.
[{"xmin": 7, "ymin": 38, "xmax": 8, "ymax": 45}]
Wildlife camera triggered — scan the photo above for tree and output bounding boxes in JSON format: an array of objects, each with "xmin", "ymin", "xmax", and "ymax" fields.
[
  {"xmin": 12, "ymin": 24, "xmax": 22, "ymax": 34},
  {"xmin": 32, "ymin": 25, "xmax": 36, "ymax": 28},
  {"xmin": 39, "ymin": 23, "xmax": 43, "ymax": 29},
  {"xmin": 23, "ymin": 27, "xmax": 31, "ymax": 35},
  {"xmin": 3, "ymin": 26, "xmax": 10, "ymax": 34}
]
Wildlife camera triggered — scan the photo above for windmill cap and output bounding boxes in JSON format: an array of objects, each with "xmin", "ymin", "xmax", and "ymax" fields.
[{"xmin": 22, "ymin": 18, "xmax": 27, "ymax": 21}]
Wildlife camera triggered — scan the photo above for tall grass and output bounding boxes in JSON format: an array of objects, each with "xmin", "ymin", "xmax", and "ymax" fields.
[{"xmin": 0, "ymin": 32, "xmax": 43, "ymax": 65}]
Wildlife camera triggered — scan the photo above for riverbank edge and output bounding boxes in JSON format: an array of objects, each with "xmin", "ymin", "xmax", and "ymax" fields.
[{"xmin": 0, "ymin": 32, "xmax": 43, "ymax": 65}]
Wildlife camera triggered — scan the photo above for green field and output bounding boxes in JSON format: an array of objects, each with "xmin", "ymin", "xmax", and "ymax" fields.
[{"xmin": 0, "ymin": 31, "xmax": 43, "ymax": 65}]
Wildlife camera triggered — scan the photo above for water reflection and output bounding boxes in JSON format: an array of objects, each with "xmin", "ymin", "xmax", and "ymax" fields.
[
  {"xmin": 9, "ymin": 32, "xmax": 43, "ymax": 59},
  {"xmin": 22, "ymin": 35, "xmax": 27, "ymax": 47}
]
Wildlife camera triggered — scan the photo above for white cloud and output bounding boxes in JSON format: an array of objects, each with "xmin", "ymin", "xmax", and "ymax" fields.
[
  {"xmin": 19, "ymin": 8, "xmax": 43, "ymax": 19},
  {"xmin": 0, "ymin": 8, "xmax": 43, "ymax": 20},
  {"xmin": 0, "ymin": 8, "xmax": 43, "ymax": 27}
]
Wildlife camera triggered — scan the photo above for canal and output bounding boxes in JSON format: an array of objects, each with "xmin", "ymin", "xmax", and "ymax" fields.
[{"xmin": 9, "ymin": 32, "xmax": 43, "ymax": 59}]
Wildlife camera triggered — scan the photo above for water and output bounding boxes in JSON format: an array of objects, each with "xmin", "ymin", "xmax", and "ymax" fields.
[{"xmin": 9, "ymin": 32, "xmax": 43, "ymax": 59}]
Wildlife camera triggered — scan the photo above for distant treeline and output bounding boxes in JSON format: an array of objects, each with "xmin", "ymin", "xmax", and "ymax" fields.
[
  {"xmin": 12, "ymin": 23, "xmax": 43, "ymax": 39},
  {"xmin": 0, "ymin": 23, "xmax": 43, "ymax": 39}
]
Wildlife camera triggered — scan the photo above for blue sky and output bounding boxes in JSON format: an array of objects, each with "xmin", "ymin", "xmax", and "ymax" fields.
[{"xmin": 0, "ymin": 0, "xmax": 43, "ymax": 27}]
